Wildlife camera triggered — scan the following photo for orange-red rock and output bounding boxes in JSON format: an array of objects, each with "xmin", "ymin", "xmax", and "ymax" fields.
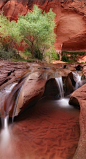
[
  {"xmin": 69, "ymin": 84, "xmax": 86, "ymax": 159},
  {"xmin": 0, "ymin": 0, "xmax": 86, "ymax": 51}
]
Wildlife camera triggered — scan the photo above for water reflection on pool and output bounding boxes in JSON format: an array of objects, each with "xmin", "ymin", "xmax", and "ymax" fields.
[{"xmin": 0, "ymin": 98, "xmax": 80, "ymax": 159}]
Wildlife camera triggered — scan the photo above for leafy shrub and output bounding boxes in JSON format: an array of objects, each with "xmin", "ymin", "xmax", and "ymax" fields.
[
  {"xmin": 51, "ymin": 48, "xmax": 59, "ymax": 60},
  {"xmin": 34, "ymin": 49, "xmax": 43, "ymax": 60},
  {"xmin": 62, "ymin": 55, "xmax": 69, "ymax": 62},
  {"xmin": 62, "ymin": 50, "xmax": 86, "ymax": 63},
  {"xmin": 23, "ymin": 49, "xmax": 32, "ymax": 58},
  {"xmin": 0, "ymin": 13, "xmax": 21, "ymax": 60},
  {"xmin": 62, "ymin": 51, "xmax": 86, "ymax": 56},
  {"xmin": 44, "ymin": 48, "xmax": 59, "ymax": 62},
  {"xmin": 0, "ymin": 48, "xmax": 18, "ymax": 60}
]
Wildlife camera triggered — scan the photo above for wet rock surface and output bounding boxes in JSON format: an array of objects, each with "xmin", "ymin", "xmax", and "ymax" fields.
[
  {"xmin": 69, "ymin": 84, "xmax": 86, "ymax": 159},
  {"xmin": 82, "ymin": 65, "xmax": 86, "ymax": 78},
  {"xmin": 0, "ymin": 60, "xmax": 85, "ymax": 159},
  {"xmin": 0, "ymin": 61, "xmax": 30, "ymax": 90},
  {"xmin": 0, "ymin": 61, "xmax": 85, "ymax": 117},
  {"xmin": 2, "ymin": 99, "xmax": 79, "ymax": 159}
]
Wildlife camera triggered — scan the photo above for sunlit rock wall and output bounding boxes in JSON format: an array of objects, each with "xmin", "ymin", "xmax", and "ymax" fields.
[{"xmin": 0, "ymin": 0, "xmax": 86, "ymax": 51}]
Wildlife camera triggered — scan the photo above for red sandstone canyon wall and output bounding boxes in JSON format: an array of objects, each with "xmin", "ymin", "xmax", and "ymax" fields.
[{"xmin": 0, "ymin": 0, "xmax": 86, "ymax": 51}]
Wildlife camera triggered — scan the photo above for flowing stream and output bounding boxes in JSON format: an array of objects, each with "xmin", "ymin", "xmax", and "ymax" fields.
[
  {"xmin": 5, "ymin": 98, "xmax": 79, "ymax": 159},
  {"xmin": 72, "ymin": 72, "xmax": 82, "ymax": 90},
  {"xmin": 55, "ymin": 76, "xmax": 70, "ymax": 108},
  {"xmin": 55, "ymin": 76, "xmax": 64, "ymax": 98},
  {"xmin": 1, "ymin": 116, "xmax": 9, "ymax": 147},
  {"xmin": 0, "ymin": 72, "xmax": 81, "ymax": 159},
  {"xmin": 0, "ymin": 83, "xmax": 18, "ymax": 159},
  {"xmin": 0, "ymin": 83, "xmax": 17, "ymax": 145}
]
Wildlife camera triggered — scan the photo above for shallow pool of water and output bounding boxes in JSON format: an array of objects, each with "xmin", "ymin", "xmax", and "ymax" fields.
[{"xmin": 0, "ymin": 98, "xmax": 80, "ymax": 159}]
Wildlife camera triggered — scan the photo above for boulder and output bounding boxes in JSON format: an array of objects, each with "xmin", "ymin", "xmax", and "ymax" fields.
[
  {"xmin": 82, "ymin": 65, "xmax": 86, "ymax": 78},
  {"xmin": 43, "ymin": 78, "xmax": 59, "ymax": 99},
  {"xmin": 0, "ymin": 61, "xmax": 30, "ymax": 90},
  {"xmin": 75, "ymin": 64, "xmax": 83, "ymax": 71},
  {"xmin": 8, "ymin": 72, "xmax": 47, "ymax": 117},
  {"xmin": 69, "ymin": 84, "xmax": 86, "ymax": 159},
  {"xmin": 68, "ymin": 72, "xmax": 76, "ymax": 87},
  {"xmin": 69, "ymin": 96, "xmax": 80, "ymax": 108},
  {"xmin": 5, "ymin": 69, "xmax": 75, "ymax": 117},
  {"xmin": 63, "ymin": 75, "xmax": 74, "ymax": 96}
]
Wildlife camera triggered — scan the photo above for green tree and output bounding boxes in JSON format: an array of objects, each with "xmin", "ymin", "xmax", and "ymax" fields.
[
  {"xmin": 0, "ymin": 13, "xmax": 21, "ymax": 58},
  {"xmin": 17, "ymin": 5, "xmax": 56, "ymax": 59}
]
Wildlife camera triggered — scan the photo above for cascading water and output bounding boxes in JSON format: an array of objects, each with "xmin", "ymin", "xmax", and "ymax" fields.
[
  {"xmin": 55, "ymin": 76, "xmax": 72, "ymax": 108},
  {"xmin": 4, "ymin": 116, "xmax": 8, "ymax": 129},
  {"xmin": 55, "ymin": 71, "xmax": 83, "ymax": 109},
  {"xmin": 0, "ymin": 83, "xmax": 17, "ymax": 144},
  {"xmin": 5, "ymin": 83, "xmax": 17, "ymax": 94},
  {"xmin": 12, "ymin": 86, "xmax": 22, "ymax": 123},
  {"xmin": 0, "ymin": 70, "xmax": 81, "ymax": 159},
  {"xmin": 55, "ymin": 77, "xmax": 64, "ymax": 98},
  {"xmin": 0, "ymin": 83, "xmax": 19, "ymax": 158},
  {"xmin": 72, "ymin": 72, "xmax": 82, "ymax": 90},
  {"xmin": 1, "ymin": 116, "xmax": 10, "ymax": 148},
  {"xmin": 0, "ymin": 82, "xmax": 17, "ymax": 119}
]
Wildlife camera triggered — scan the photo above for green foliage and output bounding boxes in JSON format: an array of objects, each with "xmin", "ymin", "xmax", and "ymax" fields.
[
  {"xmin": 24, "ymin": 48, "xmax": 43, "ymax": 60},
  {"xmin": 0, "ymin": 6, "xmax": 56, "ymax": 61},
  {"xmin": 62, "ymin": 55, "xmax": 69, "ymax": 62},
  {"xmin": 62, "ymin": 51, "xmax": 86, "ymax": 63},
  {"xmin": 34, "ymin": 49, "xmax": 43, "ymax": 60},
  {"xmin": 23, "ymin": 49, "xmax": 32, "ymax": 57},
  {"xmin": 0, "ymin": 13, "xmax": 21, "ymax": 59},
  {"xmin": 62, "ymin": 55, "xmax": 75, "ymax": 63},
  {"xmin": 62, "ymin": 50, "xmax": 86, "ymax": 56},
  {"xmin": 44, "ymin": 47, "xmax": 59, "ymax": 62},
  {"xmin": 51, "ymin": 49, "xmax": 59, "ymax": 60},
  {"xmin": 17, "ymin": 5, "xmax": 56, "ymax": 59},
  {"xmin": 0, "ymin": 47, "xmax": 18, "ymax": 60},
  {"xmin": 0, "ymin": 14, "xmax": 21, "ymax": 50}
]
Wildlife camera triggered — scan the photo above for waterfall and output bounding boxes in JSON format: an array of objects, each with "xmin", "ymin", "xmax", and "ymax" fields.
[
  {"xmin": 72, "ymin": 72, "xmax": 82, "ymax": 90},
  {"xmin": 1, "ymin": 116, "xmax": 10, "ymax": 148},
  {"xmin": 12, "ymin": 87, "xmax": 21, "ymax": 123},
  {"xmin": 55, "ymin": 77, "xmax": 71, "ymax": 109},
  {"xmin": 55, "ymin": 77, "xmax": 64, "ymax": 98},
  {"xmin": 0, "ymin": 82, "xmax": 17, "ymax": 126},
  {"xmin": 4, "ymin": 116, "xmax": 8, "ymax": 129},
  {"xmin": 5, "ymin": 83, "xmax": 17, "ymax": 94}
]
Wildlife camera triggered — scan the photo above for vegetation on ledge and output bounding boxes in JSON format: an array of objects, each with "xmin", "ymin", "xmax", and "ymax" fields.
[
  {"xmin": 0, "ymin": 5, "xmax": 57, "ymax": 62},
  {"xmin": 0, "ymin": 5, "xmax": 85, "ymax": 63},
  {"xmin": 62, "ymin": 51, "xmax": 86, "ymax": 63}
]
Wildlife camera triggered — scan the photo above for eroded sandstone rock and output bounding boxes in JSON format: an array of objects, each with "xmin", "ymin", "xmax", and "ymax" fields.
[
  {"xmin": 0, "ymin": 61, "xmax": 84, "ymax": 119},
  {"xmin": 0, "ymin": 61, "xmax": 30, "ymax": 90},
  {"xmin": 8, "ymin": 70, "xmax": 75, "ymax": 117},
  {"xmin": 69, "ymin": 84, "xmax": 86, "ymax": 159},
  {"xmin": 82, "ymin": 65, "xmax": 86, "ymax": 78},
  {"xmin": 0, "ymin": 0, "xmax": 86, "ymax": 51},
  {"xmin": 9, "ymin": 72, "xmax": 47, "ymax": 116}
]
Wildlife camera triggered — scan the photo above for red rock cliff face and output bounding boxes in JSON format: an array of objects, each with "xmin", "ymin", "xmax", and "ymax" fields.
[{"xmin": 0, "ymin": 0, "xmax": 86, "ymax": 51}]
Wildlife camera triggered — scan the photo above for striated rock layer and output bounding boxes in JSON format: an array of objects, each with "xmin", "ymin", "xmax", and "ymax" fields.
[
  {"xmin": 0, "ymin": 61, "xmax": 83, "ymax": 117},
  {"xmin": 69, "ymin": 84, "xmax": 86, "ymax": 159},
  {"xmin": 0, "ymin": 0, "xmax": 86, "ymax": 51},
  {"xmin": 0, "ymin": 61, "xmax": 84, "ymax": 158}
]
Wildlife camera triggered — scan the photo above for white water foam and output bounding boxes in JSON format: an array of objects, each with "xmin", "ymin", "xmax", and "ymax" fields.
[
  {"xmin": 55, "ymin": 77, "xmax": 64, "ymax": 98},
  {"xmin": 5, "ymin": 83, "xmax": 17, "ymax": 93},
  {"xmin": 1, "ymin": 116, "xmax": 10, "ymax": 147},
  {"xmin": 73, "ymin": 72, "xmax": 82, "ymax": 90},
  {"xmin": 56, "ymin": 98, "xmax": 73, "ymax": 109}
]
